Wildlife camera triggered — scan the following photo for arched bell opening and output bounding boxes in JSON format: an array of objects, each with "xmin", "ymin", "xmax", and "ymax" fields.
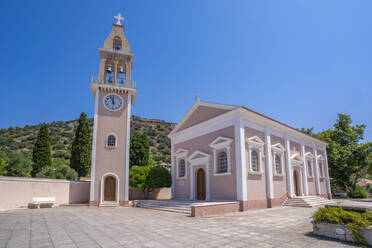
[
  {"xmin": 104, "ymin": 59, "xmax": 114, "ymax": 85},
  {"xmin": 113, "ymin": 36, "xmax": 122, "ymax": 51},
  {"xmin": 116, "ymin": 61, "xmax": 126, "ymax": 86}
]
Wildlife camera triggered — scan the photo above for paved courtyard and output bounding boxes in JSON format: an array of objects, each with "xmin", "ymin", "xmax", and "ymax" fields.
[{"xmin": 0, "ymin": 205, "xmax": 359, "ymax": 248}]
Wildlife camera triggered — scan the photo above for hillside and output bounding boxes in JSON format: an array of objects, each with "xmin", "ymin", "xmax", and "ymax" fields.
[{"xmin": 0, "ymin": 115, "xmax": 176, "ymax": 163}]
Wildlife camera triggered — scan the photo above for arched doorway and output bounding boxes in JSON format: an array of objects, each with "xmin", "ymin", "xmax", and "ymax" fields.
[
  {"xmin": 196, "ymin": 168, "xmax": 206, "ymax": 200},
  {"xmin": 293, "ymin": 170, "xmax": 300, "ymax": 196},
  {"xmin": 104, "ymin": 176, "xmax": 116, "ymax": 201}
]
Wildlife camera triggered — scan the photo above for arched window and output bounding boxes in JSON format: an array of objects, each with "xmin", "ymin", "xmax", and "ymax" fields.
[
  {"xmin": 217, "ymin": 151, "xmax": 228, "ymax": 173},
  {"xmin": 251, "ymin": 151, "xmax": 259, "ymax": 172},
  {"xmin": 318, "ymin": 162, "xmax": 324, "ymax": 178},
  {"xmin": 275, "ymin": 154, "xmax": 282, "ymax": 174},
  {"xmin": 307, "ymin": 161, "xmax": 313, "ymax": 177},
  {"xmin": 178, "ymin": 159, "xmax": 186, "ymax": 178},
  {"xmin": 113, "ymin": 36, "xmax": 122, "ymax": 51},
  {"xmin": 106, "ymin": 134, "xmax": 116, "ymax": 148}
]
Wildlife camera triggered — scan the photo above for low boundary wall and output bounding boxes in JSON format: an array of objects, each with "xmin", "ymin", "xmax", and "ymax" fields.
[
  {"xmin": 129, "ymin": 187, "xmax": 171, "ymax": 200},
  {"xmin": 0, "ymin": 177, "xmax": 90, "ymax": 210}
]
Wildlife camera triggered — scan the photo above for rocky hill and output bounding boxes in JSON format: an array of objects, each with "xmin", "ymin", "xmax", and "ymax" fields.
[{"xmin": 0, "ymin": 116, "xmax": 176, "ymax": 163}]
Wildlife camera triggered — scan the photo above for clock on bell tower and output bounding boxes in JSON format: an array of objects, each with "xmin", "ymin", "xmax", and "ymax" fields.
[{"xmin": 89, "ymin": 14, "xmax": 136, "ymax": 207}]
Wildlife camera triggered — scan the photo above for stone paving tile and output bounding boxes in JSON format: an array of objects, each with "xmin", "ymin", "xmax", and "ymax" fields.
[{"xmin": 0, "ymin": 206, "xmax": 361, "ymax": 248}]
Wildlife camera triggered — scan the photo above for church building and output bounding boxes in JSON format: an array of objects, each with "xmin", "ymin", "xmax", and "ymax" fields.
[
  {"xmin": 89, "ymin": 14, "xmax": 136, "ymax": 207},
  {"xmin": 168, "ymin": 100, "xmax": 331, "ymax": 210}
]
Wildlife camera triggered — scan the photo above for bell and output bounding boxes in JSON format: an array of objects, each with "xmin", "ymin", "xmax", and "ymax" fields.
[
  {"xmin": 120, "ymin": 78, "xmax": 124, "ymax": 84},
  {"xmin": 119, "ymin": 66, "xmax": 124, "ymax": 73},
  {"xmin": 106, "ymin": 64, "xmax": 112, "ymax": 73},
  {"xmin": 108, "ymin": 76, "xmax": 113, "ymax": 83}
]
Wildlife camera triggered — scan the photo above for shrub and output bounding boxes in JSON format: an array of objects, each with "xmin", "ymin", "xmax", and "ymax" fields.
[
  {"xmin": 313, "ymin": 207, "xmax": 372, "ymax": 245},
  {"xmin": 129, "ymin": 165, "xmax": 172, "ymax": 199},
  {"xmin": 36, "ymin": 159, "xmax": 77, "ymax": 180},
  {"xmin": 347, "ymin": 185, "xmax": 368, "ymax": 199}
]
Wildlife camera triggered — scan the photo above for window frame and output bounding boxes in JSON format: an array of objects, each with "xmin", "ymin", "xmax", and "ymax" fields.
[
  {"xmin": 306, "ymin": 160, "xmax": 313, "ymax": 178},
  {"xmin": 105, "ymin": 133, "xmax": 117, "ymax": 149},
  {"xmin": 175, "ymin": 148, "xmax": 188, "ymax": 179},
  {"xmin": 247, "ymin": 136, "xmax": 265, "ymax": 174},
  {"xmin": 209, "ymin": 137, "xmax": 233, "ymax": 176},
  {"xmin": 271, "ymin": 143, "xmax": 285, "ymax": 176}
]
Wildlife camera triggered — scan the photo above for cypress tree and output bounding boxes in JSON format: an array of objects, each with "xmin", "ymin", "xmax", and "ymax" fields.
[
  {"xmin": 70, "ymin": 112, "xmax": 92, "ymax": 180},
  {"xmin": 130, "ymin": 131, "xmax": 149, "ymax": 167},
  {"xmin": 32, "ymin": 124, "xmax": 52, "ymax": 177}
]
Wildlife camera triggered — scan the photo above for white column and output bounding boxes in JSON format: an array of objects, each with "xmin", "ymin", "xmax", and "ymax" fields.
[
  {"xmin": 171, "ymin": 139, "xmax": 175, "ymax": 199},
  {"xmin": 323, "ymin": 149, "xmax": 332, "ymax": 196},
  {"xmin": 90, "ymin": 90, "xmax": 99, "ymax": 202},
  {"xmin": 206, "ymin": 163, "xmax": 210, "ymax": 201},
  {"xmin": 190, "ymin": 166, "xmax": 194, "ymax": 200},
  {"xmin": 264, "ymin": 126, "xmax": 274, "ymax": 200},
  {"xmin": 314, "ymin": 148, "xmax": 321, "ymax": 195},
  {"xmin": 213, "ymin": 149, "xmax": 217, "ymax": 174},
  {"xmin": 234, "ymin": 117, "xmax": 247, "ymax": 201},
  {"xmin": 301, "ymin": 144, "xmax": 309, "ymax": 195},
  {"xmin": 285, "ymin": 134, "xmax": 294, "ymax": 197},
  {"xmin": 124, "ymin": 95, "xmax": 132, "ymax": 202}
]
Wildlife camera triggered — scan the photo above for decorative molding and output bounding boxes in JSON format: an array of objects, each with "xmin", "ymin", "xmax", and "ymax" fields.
[
  {"xmin": 271, "ymin": 143, "xmax": 286, "ymax": 152},
  {"xmin": 305, "ymin": 152, "xmax": 314, "ymax": 158},
  {"xmin": 246, "ymin": 136, "xmax": 265, "ymax": 147},
  {"xmin": 188, "ymin": 150, "xmax": 210, "ymax": 165},
  {"xmin": 209, "ymin": 136, "xmax": 233, "ymax": 149},
  {"xmin": 291, "ymin": 153, "xmax": 304, "ymax": 164}
]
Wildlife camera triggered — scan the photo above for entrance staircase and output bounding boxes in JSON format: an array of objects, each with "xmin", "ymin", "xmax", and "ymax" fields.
[
  {"xmin": 134, "ymin": 200, "xmax": 192, "ymax": 215},
  {"xmin": 284, "ymin": 196, "xmax": 332, "ymax": 208}
]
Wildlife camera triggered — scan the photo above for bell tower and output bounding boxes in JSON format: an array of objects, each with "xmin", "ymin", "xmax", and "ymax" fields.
[{"xmin": 89, "ymin": 14, "xmax": 136, "ymax": 206}]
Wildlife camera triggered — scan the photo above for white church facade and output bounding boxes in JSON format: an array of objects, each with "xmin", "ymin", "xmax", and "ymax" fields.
[{"xmin": 168, "ymin": 100, "xmax": 331, "ymax": 210}]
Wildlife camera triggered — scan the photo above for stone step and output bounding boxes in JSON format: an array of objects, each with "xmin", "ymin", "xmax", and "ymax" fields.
[
  {"xmin": 135, "ymin": 200, "xmax": 192, "ymax": 215},
  {"xmin": 137, "ymin": 204, "xmax": 191, "ymax": 211},
  {"xmin": 284, "ymin": 196, "xmax": 332, "ymax": 208}
]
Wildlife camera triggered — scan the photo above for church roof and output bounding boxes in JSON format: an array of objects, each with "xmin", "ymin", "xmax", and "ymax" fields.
[{"xmin": 169, "ymin": 100, "xmax": 327, "ymax": 145}]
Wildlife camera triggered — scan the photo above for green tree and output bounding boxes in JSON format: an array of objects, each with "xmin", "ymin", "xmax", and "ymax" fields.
[
  {"xmin": 130, "ymin": 132, "xmax": 149, "ymax": 167},
  {"xmin": 0, "ymin": 150, "xmax": 32, "ymax": 177},
  {"xmin": 317, "ymin": 114, "xmax": 366, "ymax": 191},
  {"xmin": 129, "ymin": 166, "xmax": 172, "ymax": 199},
  {"xmin": 36, "ymin": 158, "xmax": 77, "ymax": 180},
  {"xmin": 0, "ymin": 158, "xmax": 7, "ymax": 176},
  {"xmin": 31, "ymin": 124, "xmax": 52, "ymax": 177},
  {"xmin": 349, "ymin": 142, "xmax": 372, "ymax": 190},
  {"xmin": 70, "ymin": 113, "xmax": 92, "ymax": 180}
]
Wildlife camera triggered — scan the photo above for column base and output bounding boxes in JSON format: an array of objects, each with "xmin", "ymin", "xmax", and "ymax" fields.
[
  {"xmin": 89, "ymin": 201, "xmax": 99, "ymax": 207},
  {"xmin": 119, "ymin": 201, "xmax": 130, "ymax": 206}
]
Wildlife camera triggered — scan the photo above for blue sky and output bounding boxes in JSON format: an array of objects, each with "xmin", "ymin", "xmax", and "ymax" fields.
[{"xmin": 0, "ymin": 0, "xmax": 371, "ymax": 141}]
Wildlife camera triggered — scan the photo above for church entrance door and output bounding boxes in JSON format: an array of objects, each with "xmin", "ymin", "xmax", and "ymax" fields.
[
  {"xmin": 293, "ymin": 170, "xmax": 300, "ymax": 196},
  {"xmin": 104, "ymin": 176, "xmax": 116, "ymax": 201},
  {"xmin": 196, "ymin": 168, "xmax": 206, "ymax": 200}
]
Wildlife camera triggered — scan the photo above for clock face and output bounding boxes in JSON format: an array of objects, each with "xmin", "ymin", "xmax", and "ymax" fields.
[{"xmin": 103, "ymin": 94, "xmax": 123, "ymax": 111}]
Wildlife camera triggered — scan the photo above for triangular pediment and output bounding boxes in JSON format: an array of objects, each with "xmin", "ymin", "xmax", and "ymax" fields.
[
  {"xmin": 305, "ymin": 152, "xmax": 314, "ymax": 158},
  {"xmin": 271, "ymin": 143, "xmax": 285, "ymax": 152},
  {"xmin": 188, "ymin": 150, "xmax": 210, "ymax": 161},
  {"xmin": 246, "ymin": 136, "xmax": 265, "ymax": 147},
  {"xmin": 209, "ymin": 136, "xmax": 233, "ymax": 149},
  {"xmin": 175, "ymin": 148, "xmax": 188, "ymax": 157},
  {"xmin": 169, "ymin": 101, "xmax": 238, "ymax": 136},
  {"xmin": 291, "ymin": 153, "xmax": 303, "ymax": 163}
]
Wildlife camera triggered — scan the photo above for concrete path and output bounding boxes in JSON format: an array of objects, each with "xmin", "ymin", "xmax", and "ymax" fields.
[{"xmin": 0, "ymin": 206, "xmax": 358, "ymax": 248}]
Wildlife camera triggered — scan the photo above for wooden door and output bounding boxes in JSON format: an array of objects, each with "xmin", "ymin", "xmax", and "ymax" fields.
[
  {"xmin": 104, "ymin": 176, "xmax": 116, "ymax": 201},
  {"xmin": 197, "ymin": 168, "xmax": 206, "ymax": 200},
  {"xmin": 293, "ymin": 170, "xmax": 299, "ymax": 196}
]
